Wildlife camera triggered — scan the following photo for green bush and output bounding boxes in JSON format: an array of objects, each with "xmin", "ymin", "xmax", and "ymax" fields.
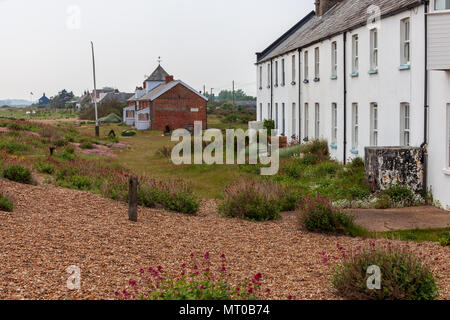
[
  {"xmin": 69, "ymin": 175, "xmax": 92, "ymax": 190},
  {"xmin": 0, "ymin": 141, "xmax": 30, "ymax": 154},
  {"xmin": 2, "ymin": 164, "xmax": 33, "ymax": 184},
  {"xmin": 0, "ymin": 193, "xmax": 13, "ymax": 212},
  {"xmin": 298, "ymin": 194, "xmax": 355, "ymax": 234},
  {"xmin": 218, "ymin": 179, "xmax": 282, "ymax": 221},
  {"xmin": 34, "ymin": 161, "xmax": 55, "ymax": 174},
  {"xmin": 64, "ymin": 145, "xmax": 75, "ymax": 154},
  {"xmin": 138, "ymin": 178, "xmax": 200, "ymax": 215},
  {"xmin": 382, "ymin": 185, "xmax": 414, "ymax": 203},
  {"xmin": 330, "ymin": 242, "xmax": 439, "ymax": 300},
  {"xmin": 79, "ymin": 142, "xmax": 94, "ymax": 149},
  {"xmin": 300, "ymin": 139, "xmax": 330, "ymax": 163},
  {"xmin": 438, "ymin": 232, "xmax": 450, "ymax": 246}
]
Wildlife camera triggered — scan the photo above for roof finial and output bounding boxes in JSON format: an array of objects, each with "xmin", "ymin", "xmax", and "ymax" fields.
[{"xmin": 157, "ymin": 56, "xmax": 162, "ymax": 65}]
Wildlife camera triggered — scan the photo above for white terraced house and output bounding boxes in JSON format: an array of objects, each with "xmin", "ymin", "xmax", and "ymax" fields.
[{"xmin": 255, "ymin": 0, "xmax": 450, "ymax": 209}]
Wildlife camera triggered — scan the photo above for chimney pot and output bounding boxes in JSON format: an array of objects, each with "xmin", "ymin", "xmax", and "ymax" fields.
[{"xmin": 165, "ymin": 75, "xmax": 174, "ymax": 84}]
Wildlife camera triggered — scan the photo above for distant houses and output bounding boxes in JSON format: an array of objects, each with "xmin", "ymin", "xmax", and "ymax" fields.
[
  {"xmin": 38, "ymin": 93, "xmax": 50, "ymax": 105},
  {"xmin": 124, "ymin": 64, "xmax": 208, "ymax": 131}
]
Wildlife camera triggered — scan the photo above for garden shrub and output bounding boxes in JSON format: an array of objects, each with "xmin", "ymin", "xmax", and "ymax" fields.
[
  {"xmin": 138, "ymin": 178, "xmax": 200, "ymax": 215},
  {"xmin": 299, "ymin": 139, "xmax": 330, "ymax": 163},
  {"xmin": 218, "ymin": 179, "xmax": 283, "ymax": 221},
  {"xmin": 80, "ymin": 142, "xmax": 94, "ymax": 149},
  {"xmin": 64, "ymin": 145, "xmax": 75, "ymax": 154},
  {"xmin": 328, "ymin": 242, "xmax": 439, "ymax": 300},
  {"xmin": 69, "ymin": 175, "xmax": 92, "ymax": 190},
  {"xmin": 155, "ymin": 145, "xmax": 173, "ymax": 158},
  {"xmin": 115, "ymin": 253, "xmax": 268, "ymax": 300},
  {"xmin": 438, "ymin": 232, "xmax": 450, "ymax": 247},
  {"xmin": 298, "ymin": 194, "xmax": 355, "ymax": 234},
  {"xmin": 0, "ymin": 141, "xmax": 30, "ymax": 154},
  {"xmin": 0, "ymin": 193, "xmax": 13, "ymax": 212},
  {"xmin": 2, "ymin": 164, "xmax": 33, "ymax": 184},
  {"xmin": 34, "ymin": 161, "xmax": 55, "ymax": 174}
]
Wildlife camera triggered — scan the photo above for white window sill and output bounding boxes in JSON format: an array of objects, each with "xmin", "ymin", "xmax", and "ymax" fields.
[{"xmin": 443, "ymin": 168, "xmax": 450, "ymax": 176}]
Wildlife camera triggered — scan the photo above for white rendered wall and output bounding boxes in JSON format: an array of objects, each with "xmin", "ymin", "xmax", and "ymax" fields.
[{"xmin": 428, "ymin": 70, "xmax": 450, "ymax": 209}]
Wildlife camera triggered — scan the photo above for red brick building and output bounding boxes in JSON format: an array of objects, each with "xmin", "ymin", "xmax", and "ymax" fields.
[{"xmin": 124, "ymin": 65, "xmax": 208, "ymax": 131}]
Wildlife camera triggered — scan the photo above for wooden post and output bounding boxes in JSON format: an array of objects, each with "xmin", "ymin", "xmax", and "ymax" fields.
[{"xmin": 128, "ymin": 177, "xmax": 138, "ymax": 222}]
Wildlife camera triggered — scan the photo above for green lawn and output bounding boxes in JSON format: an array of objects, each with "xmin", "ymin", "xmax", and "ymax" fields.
[
  {"xmin": 77, "ymin": 123, "xmax": 251, "ymax": 199},
  {"xmin": 0, "ymin": 107, "xmax": 79, "ymax": 120}
]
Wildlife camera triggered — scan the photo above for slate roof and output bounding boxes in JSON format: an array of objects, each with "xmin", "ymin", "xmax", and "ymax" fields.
[
  {"xmin": 138, "ymin": 80, "xmax": 208, "ymax": 102},
  {"xmin": 146, "ymin": 65, "xmax": 170, "ymax": 82},
  {"xmin": 257, "ymin": 0, "xmax": 422, "ymax": 63}
]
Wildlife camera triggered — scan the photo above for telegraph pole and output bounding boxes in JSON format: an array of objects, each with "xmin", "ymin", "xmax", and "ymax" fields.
[
  {"xmin": 232, "ymin": 81, "xmax": 235, "ymax": 106},
  {"xmin": 91, "ymin": 41, "xmax": 99, "ymax": 137}
]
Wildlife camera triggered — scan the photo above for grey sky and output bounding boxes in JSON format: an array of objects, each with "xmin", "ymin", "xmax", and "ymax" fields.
[{"xmin": 0, "ymin": 0, "xmax": 314, "ymax": 100}]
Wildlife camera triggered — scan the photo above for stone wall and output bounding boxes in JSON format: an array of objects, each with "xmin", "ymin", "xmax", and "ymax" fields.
[{"xmin": 365, "ymin": 147, "xmax": 425, "ymax": 193}]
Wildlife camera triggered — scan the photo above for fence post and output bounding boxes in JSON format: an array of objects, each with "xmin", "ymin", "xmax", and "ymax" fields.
[{"xmin": 128, "ymin": 177, "xmax": 138, "ymax": 222}]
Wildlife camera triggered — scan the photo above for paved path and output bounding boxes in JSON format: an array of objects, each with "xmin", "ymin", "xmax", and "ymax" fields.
[{"xmin": 348, "ymin": 206, "xmax": 450, "ymax": 232}]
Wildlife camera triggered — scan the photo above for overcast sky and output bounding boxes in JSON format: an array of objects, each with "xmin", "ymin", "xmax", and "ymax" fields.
[{"xmin": 0, "ymin": 0, "xmax": 314, "ymax": 100}]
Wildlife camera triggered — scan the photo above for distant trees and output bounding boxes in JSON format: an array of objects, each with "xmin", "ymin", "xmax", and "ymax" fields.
[
  {"xmin": 79, "ymin": 99, "xmax": 125, "ymax": 121},
  {"xmin": 204, "ymin": 89, "xmax": 256, "ymax": 103},
  {"xmin": 49, "ymin": 90, "xmax": 75, "ymax": 109}
]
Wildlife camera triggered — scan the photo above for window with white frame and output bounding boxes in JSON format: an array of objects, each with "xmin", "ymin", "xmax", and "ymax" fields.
[
  {"xmin": 370, "ymin": 29, "xmax": 378, "ymax": 71},
  {"xmin": 447, "ymin": 104, "xmax": 450, "ymax": 168},
  {"xmin": 352, "ymin": 34, "xmax": 359, "ymax": 73},
  {"xmin": 352, "ymin": 103, "xmax": 359, "ymax": 150},
  {"xmin": 315, "ymin": 103, "xmax": 320, "ymax": 139},
  {"xmin": 401, "ymin": 18, "xmax": 410, "ymax": 65},
  {"xmin": 435, "ymin": 0, "xmax": 450, "ymax": 10},
  {"xmin": 304, "ymin": 51, "xmax": 309, "ymax": 80},
  {"xmin": 292, "ymin": 103, "xmax": 297, "ymax": 137},
  {"xmin": 275, "ymin": 61, "xmax": 279, "ymax": 86},
  {"xmin": 314, "ymin": 47, "xmax": 320, "ymax": 79},
  {"xmin": 304, "ymin": 103, "xmax": 309, "ymax": 138},
  {"xmin": 259, "ymin": 66, "xmax": 262, "ymax": 90},
  {"xmin": 400, "ymin": 103, "xmax": 411, "ymax": 146},
  {"xmin": 259, "ymin": 103, "xmax": 263, "ymax": 121},
  {"xmin": 292, "ymin": 55, "xmax": 296, "ymax": 83},
  {"xmin": 275, "ymin": 103, "xmax": 279, "ymax": 130},
  {"xmin": 331, "ymin": 103, "xmax": 338, "ymax": 144},
  {"xmin": 331, "ymin": 42, "xmax": 338, "ymax": 77},
  {"xmin": 281, "ymin": 103, "xmax": 286, "ymax": 136},
  {"xmin": 370, "ymin": 103, "xmax": 379, "ymax": 146},
  {"xmin": 281, "ymin": 59, "xmax": 285, "ymax": 86},
  {"xmin": 267, "ymin": 64, "xmax": 271, "ymax": 87}
]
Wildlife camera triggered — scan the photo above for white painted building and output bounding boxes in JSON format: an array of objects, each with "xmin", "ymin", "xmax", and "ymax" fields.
[{"xmin": 256, "ymin": 0, "xmax": 450, "ymax": 209}]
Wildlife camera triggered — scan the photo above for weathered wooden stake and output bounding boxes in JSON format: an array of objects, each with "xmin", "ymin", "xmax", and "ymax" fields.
[{"xmin": 128, "ymin": 177, "xmax": 138, "ymax": 222}]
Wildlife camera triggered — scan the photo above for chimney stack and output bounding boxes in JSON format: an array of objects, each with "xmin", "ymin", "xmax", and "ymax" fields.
[
  {"xmin": 165, "ymin": 75, "xmax": 174, "ymax": 84},
  {"xmin": 315, "ymin": 0, "xmax": 342, "ymax": 16}
]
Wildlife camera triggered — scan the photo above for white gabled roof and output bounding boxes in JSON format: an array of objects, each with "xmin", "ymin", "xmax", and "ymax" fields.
[{"xmin": 138, "ymin": 80, "xmax": 208, "ymax": 102}]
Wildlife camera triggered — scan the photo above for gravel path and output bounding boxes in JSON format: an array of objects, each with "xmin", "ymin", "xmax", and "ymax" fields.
[{"xmin": 0, "ymin": 179, "xmax": 448, "ymax": 300}]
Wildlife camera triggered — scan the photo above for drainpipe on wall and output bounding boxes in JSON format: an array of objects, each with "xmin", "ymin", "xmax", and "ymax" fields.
[
  {"xmin": 270, "ymin": 59, "xmax": 274, "ymax": 121},
  {"xmin": 298, "ymin": 48, "xmax": 302, "ymax": 141},
  {"xmin": 421, "ymin": 0, "xmax": 429, "ymax": 197},
  {"xmin": 343, "ymin": 32, "xmax": 348, "ymax": 165}
]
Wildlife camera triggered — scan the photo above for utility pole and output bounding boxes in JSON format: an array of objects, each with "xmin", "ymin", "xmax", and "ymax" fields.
[
  {"xmin": 210, "ymin": 88, "xmax": 214, "ymax": 103},
  {"xmin": 91, "ymin": 41, "xmax": 99, "ymax": 137},
  {"xmin": 232, "ymin": 81, "xmax": 235, "ymax": 106}
]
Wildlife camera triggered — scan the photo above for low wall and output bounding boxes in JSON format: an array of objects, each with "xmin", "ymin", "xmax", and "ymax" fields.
[{"xmin": 365, "ymin": 147, "xmax": 424, "ymax": 193}]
